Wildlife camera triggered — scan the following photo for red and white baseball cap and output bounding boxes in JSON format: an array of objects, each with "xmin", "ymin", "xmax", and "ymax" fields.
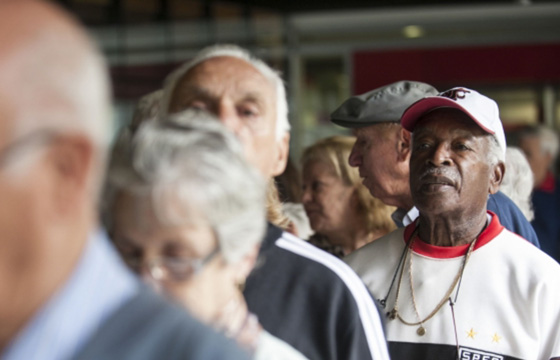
[{"xmin": 401, "ymin": 87, "xmax": 506, "ymax": 157}]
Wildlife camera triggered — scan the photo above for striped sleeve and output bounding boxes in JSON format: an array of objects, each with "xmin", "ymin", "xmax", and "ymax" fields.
[{"xmin": 276, "ymin": 232, "xmax": 390, "ymax": 360}]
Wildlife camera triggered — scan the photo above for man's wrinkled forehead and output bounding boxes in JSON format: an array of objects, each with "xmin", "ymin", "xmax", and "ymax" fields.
[
  {"xmin": 178, "ymin": 56, "xmax": 271, "ymax": 92},
  {"xmin": 170, "ymin": 56, "xmax": 273, "ymax": 106}
]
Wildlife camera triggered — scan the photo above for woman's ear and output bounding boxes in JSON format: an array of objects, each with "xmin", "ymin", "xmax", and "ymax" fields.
[{"xmin": 489, "ymin": 162, "xmax": 505, "ymax": 195}]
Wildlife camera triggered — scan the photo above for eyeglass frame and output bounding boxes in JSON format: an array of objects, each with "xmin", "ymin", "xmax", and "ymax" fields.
[{"xmin": 120, "ymin": 245, "xmax": 221, "ymax": 282}]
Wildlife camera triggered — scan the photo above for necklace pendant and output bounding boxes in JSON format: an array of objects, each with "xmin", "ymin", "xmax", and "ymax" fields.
[
  {"xmin": 417, "ymin": 326, "xmax": 426, "ymax": 336},
  {"xmin": 388, "ymin": 309, "xmax": 397, "ymax": 320}
]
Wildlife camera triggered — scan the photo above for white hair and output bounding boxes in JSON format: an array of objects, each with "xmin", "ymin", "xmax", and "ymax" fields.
[
  {"xmin": 500, "ymin": 147, "xmax": 534, "ymax": 221},
  {"xmin": 130, "ymin": 89, "xmax": 163, "ymax": 132},
  {"xmin": 487, "ymin": 134, "xmax": 506, "ymax": 166},
  {"xmin": 103, "ymin": 110, "xmax": 266, "ymax": 264},
  {"xmin": 160, "ymin": 44, "xmax": 290, "ymax": 140},
  {"xmin": 537, "ymin": 126, "xmax": 560, "ymax": 161}
]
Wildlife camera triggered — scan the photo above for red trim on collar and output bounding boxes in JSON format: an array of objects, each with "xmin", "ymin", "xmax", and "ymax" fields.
[
  {"xmin": 538, "ymin": 171, "xmax": 556, "ymax": 193},
  {"xmin": 402, "ymin": 211, "xmax": 504, "ymax": 259}
]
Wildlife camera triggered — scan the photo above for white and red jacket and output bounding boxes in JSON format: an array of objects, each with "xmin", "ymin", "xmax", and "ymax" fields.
[{"xmin": 346, "ymin": 212, "xmax": 560, "ymax": 360}]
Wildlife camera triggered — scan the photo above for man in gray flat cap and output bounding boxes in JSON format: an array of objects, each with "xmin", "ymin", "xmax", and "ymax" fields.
[{"xmin": 331, "ymin": 80, "xmax": 539, "ymax": 246}]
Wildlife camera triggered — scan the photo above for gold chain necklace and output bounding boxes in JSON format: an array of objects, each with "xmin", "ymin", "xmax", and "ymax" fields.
[{"xmin": 389, "ymin": 228, "xmax": 478, "ymax": 336}]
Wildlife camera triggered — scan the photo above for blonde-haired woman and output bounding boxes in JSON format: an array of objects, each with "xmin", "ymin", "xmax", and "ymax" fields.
[{"xmin": 301, "ymin": 136, "xmax": 396, "ymax": 258}]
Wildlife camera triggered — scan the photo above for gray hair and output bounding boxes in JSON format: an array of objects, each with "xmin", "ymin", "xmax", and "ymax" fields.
[
  {"xmin": 487, "ymin": 134, "xmax": 506, "ymax": 166},
  {"xmin": 130, "ymin": 89, "xmax": 163, "ymax": 132},
  {"xmin": 537, "ymin": 126, "xmax": 560, "ymax": 161},
  {"xmin": 500, "ymin": 147, "xmax": 534, "ymax": 221},
  {"xmin": 160, "ymin": 44, "xmax": 290, "ymax": 140},
  {"xmin": 103, "ymin": 110, "xmax": 266, "ymax": 264}
]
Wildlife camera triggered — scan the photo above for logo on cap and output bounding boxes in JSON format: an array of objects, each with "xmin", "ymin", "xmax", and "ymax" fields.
[{"xmin": 440, "ymin": 88, "xmax": 471, "ymax": 101}]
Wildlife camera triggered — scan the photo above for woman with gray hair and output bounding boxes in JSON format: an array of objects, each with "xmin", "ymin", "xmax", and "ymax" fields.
[
  {"xmin": 500, "ymin": 147, "xmax": 534, "ymax": 221},
  {"xmin": 517, "ymin": 125, "xmax": 560, "ymax": 262},
  {"xmin": 103, "ymin": 110, "xmax": 307, "ymax": 359}
]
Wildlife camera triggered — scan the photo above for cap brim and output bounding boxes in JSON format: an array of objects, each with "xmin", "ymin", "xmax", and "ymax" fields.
[
  {"xmin": 331, "ymin": 118, "xmax": 394, "ymax": 128},
  {"xmin": 401, "ymin": 97, "xmax": 495, "ymax": 135}
]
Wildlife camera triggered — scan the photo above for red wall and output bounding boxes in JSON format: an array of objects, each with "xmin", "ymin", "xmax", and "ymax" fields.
[
  {"xmin": 353, "ymin": 43, "xmax": 560, "ymax": 94},
  {"xmin": 111, "ymin": 63, "xmax": 179, "ymax": 100}
]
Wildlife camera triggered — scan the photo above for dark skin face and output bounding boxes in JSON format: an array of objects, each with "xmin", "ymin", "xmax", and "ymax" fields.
[{"xmin": 409, "ymin": 108, "xmax": 504, "ymax": 246}]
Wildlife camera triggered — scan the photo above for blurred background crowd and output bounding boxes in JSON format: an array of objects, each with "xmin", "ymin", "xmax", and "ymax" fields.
[{"xmin": 55, "ymin": 0, "xmax": 560, "ymax": 262}]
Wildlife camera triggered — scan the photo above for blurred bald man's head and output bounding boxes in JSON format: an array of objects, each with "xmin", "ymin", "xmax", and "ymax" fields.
[{"xmin": 0, "ymin": 0, "xmax": 111, "ymax": 348}]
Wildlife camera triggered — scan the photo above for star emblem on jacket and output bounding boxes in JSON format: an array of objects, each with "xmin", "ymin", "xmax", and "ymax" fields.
[{"xmin": 466, "ymin": 328, "xmax": 477, "ymax": 339}]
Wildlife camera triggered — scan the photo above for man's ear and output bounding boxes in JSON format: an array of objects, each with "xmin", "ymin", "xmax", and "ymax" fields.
[
  {"xmin": 397, "ymin": 127, "xmax": 412, "ymax": 162},
  {"xmin": 489, "ymin": 162, "xmax": 505, "ymax": 195},
  {"xmin": 47, "ymin": 135, "xmax": 94, "ymax": 214},
  {"xmin": 271, "ymin": 132, "xmax": 290, "ymax": 177}
]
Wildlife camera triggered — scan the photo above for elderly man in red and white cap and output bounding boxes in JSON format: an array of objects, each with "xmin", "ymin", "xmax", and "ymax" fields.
[
  {"xmin": 346, "ymin": 87, "xmax": 560, "ymax": 359},
  {"xmin": 332, "ymin": 81, "xmax": 539, "ymax": 246}
]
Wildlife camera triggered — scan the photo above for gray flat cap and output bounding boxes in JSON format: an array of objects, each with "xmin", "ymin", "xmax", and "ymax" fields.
[{"xmin": 331, "ymin": 80, "xmax": 438, "ymax": 128}]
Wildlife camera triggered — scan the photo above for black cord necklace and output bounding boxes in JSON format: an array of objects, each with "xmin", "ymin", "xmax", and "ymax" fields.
[
  {"xmin": 378, "ymin": 227, "xmax": 417, "ymax": 312},
  {"xmin": 380, "ymin": 218, "xmax": 487, "ymax": 328}
]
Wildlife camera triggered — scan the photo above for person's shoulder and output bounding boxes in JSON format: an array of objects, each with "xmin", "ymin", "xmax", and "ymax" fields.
[
  {"xmin": 273, "ymin": 232, "xmax": 390, "ymax": 360},
  {"xmin": 256, "ymin": 226, "xmax": 374, "ymax": 294},
  {"xmin": 489, "ymin": 191, "xmax": 527, "ymax": 219},
  {"xmin": 248, "ymin": 230, "xmax": 390, "ymax": 360},
  {"xmin": 255, "ymin": 330, "xmax": 309, "ymax": 360},
  {"xmin": 488, "ymin": 190, "xmax": 515, "ymax": 209},
  {"xmin": 345, "ymin": 228, "xmax": 405, "ymax": 268},
  {"xmin": 495, "ymin": 228, "xmax": 560, "ymax": 272},
  {"xmin": 75, "ymin": 286, "xmax": 249, "ymax": 360},
  {"xmin": 488, "ymin": 192, "xmax": 540, "ymax": 247},
  {"xmin": 274, "ymin": 231, "xmax": 385, "ymax": 318},
  {"xmin": 274, "ymin": 231, "xmax": 365, "ymax": 282}
]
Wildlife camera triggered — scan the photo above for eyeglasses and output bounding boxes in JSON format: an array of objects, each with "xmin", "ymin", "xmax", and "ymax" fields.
[
  {"xmin": 121, "ymin": 247, "xmax": 220, "ymax": 282},
  {"xmin": 0, "ymin": 129, "xmax": 58, "ymax": 169}
]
